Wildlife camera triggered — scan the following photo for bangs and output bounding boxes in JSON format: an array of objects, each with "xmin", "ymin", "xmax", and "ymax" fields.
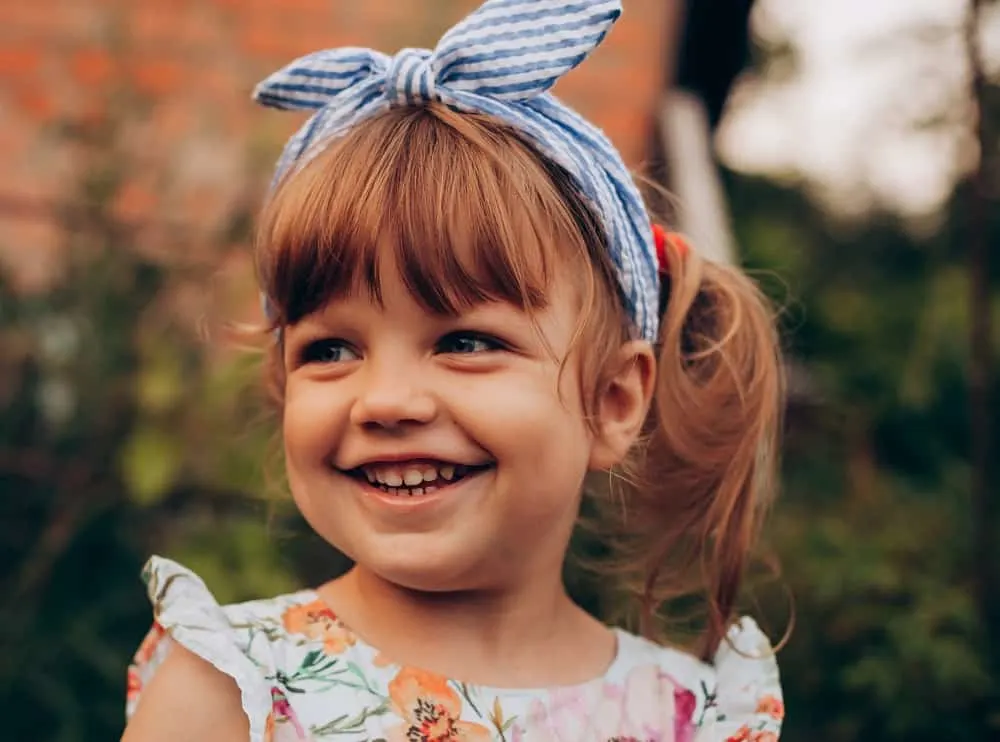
[{"xmin": 255, "ymin": 104, "xmax": 601, "ymax": 325}]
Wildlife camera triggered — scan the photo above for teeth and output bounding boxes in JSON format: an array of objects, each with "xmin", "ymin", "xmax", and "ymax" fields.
[
  {"xmin": 403, "ymin": 469, "xmax": 424, "ymax": 486},
  {"xmin": 359, "ymin": 460, "xmax": 476, "ymax": 490}
]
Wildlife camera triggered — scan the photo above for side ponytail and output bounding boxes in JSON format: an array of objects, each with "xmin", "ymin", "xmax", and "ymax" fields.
[{"xmin": 608, "ymin": 245, "xmax": 784, "ymax": 659}]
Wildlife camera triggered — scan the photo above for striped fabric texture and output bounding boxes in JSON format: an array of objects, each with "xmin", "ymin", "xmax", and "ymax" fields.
[{"xmin": 253, "ymin": 0, "xmax": 661, "ymax": 342}]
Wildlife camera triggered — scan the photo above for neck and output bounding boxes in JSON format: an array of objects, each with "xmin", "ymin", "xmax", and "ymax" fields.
[{"xmin": 318, "ymin": 561, "xmax": 611, "ymax": 687}]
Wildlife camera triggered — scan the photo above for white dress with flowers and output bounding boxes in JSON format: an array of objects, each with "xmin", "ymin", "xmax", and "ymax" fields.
[{"xmin": 126, "ymin": 557, "xmax": 784, "ymax": 742}]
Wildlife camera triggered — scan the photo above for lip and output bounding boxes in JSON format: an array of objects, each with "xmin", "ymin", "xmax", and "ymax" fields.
[{"xmin": 336, "ymin": 452, "xmax": 492, "ymax": 470}]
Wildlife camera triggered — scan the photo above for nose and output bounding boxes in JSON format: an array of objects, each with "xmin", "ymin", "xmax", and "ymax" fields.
[{"xmin": 349, "ymin": 356, "xmax": 437, "ymax": 431}]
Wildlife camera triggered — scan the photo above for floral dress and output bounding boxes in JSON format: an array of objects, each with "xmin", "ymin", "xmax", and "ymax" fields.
[{"xmin": 126, "ymin": 557, "xmax": 784, "ymax": 742}]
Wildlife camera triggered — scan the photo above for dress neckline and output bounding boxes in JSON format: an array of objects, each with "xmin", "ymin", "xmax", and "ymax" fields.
[{"xmin": 296, "ymin": 587, "xmax": 649, "ymax": 695}]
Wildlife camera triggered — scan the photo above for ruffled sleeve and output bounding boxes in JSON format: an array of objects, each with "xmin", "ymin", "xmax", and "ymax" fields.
[
  {"xmin": 125, "ymin": 556, "xmax": 273, "ymax": 742},
  {"xmin": 697, "ymin": 616, "xmax": 784, "ymax": 741}
]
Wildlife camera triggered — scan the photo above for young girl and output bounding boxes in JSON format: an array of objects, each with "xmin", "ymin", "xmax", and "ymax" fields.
[{"xmin": 122, "ymin": 1, "xmax": 785, "ymax": 740}]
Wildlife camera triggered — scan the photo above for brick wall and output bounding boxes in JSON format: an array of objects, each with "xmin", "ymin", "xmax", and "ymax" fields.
[{"xmin": 0, "ymin": 0, "xmax": 676, "ymax": 293}]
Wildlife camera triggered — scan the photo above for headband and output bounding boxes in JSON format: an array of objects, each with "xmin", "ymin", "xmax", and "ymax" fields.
[{"xmin": 253, "ymin": 0, "xmax": 661, "ymax": 342}]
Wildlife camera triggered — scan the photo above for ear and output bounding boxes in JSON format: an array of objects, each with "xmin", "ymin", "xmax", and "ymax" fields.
[{"xmin": 588, "ymin": 340, "xmax": 656, "ymax": 471}]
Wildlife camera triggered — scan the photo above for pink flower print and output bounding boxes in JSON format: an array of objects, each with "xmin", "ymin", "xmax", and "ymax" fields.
[
  {"xmin": 673, "ymin": 687, "xmax": 697, "ymax": 742},
  {"xmin": 516, "ymin": 665, "xmax": 690, "ymax": 741},
  {"xmin": 595, "ymin": 663, "xmax": 679, "ymax": 740},
  {"xmin": 271, "ymin": 686, "xmax": 307, "ymax": 739},
  {"xmin": 515, "ymin": 683, "xmax": 606, "ymax": 741}
]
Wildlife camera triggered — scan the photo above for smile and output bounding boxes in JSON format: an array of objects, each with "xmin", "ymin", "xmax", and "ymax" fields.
[{"xmin": 345, "ymin": 460, "xmax": 494, "ymax": 497}]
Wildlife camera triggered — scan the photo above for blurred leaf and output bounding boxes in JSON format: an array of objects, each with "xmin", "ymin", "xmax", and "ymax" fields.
[
  {"xmin": 119, "ymin": 425, "xmax": 181, "ymax": 505},
  {"xmin": 136, "ymin": 346, "xmax": 184, "ymax": 414}
]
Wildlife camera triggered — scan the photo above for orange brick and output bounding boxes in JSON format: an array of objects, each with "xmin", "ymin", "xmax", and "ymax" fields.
[
  {"xmin": 4, "ymin": 4, "xmax": 61, "ymax": 36},
  {"xmin": 279, "ymin": 0, "xmax": 336, "ymax": 13},
  {"xmin": 130, "ymin": 4, "xmax": 176, "ymax": 47},
  {"xmin": 180, "ymin": 5, "xmax": 230, "ymax": 49},
  {"xmin": 0, "ymin": 219, "xmax": 65, "ymax": 295},
  {"xmin": 7, "ymin": 2, "xmax": 110, "ymax": 41},
  {"xmin": 14, "ymin": 86, "xmax": 54, "ymax": 121},
  {"xmin": 238, "ymin": 21, "xmax": 293, "ymax": 60},
  {"xmin": 198, "ymin": 65, "xmax": 240, "ymax": 100},
  {"xmin": 607, "ymin": 17, "xmax": 661, "ymax": 52},
  {"xmin": 596, "ymin": 109, "xmax": 651, "ymax": 165},
  {"xmin": 126, "ymin": 2, "xmax": 218, "ymax": 49},
  {"xmin": 0, "ymin": 46, "xmax": 43, "ymax": 76},
  {"xmin": 149, "ymin": 103, "xmax": 196, "ymax": 145},
  {"xmin": 70, "ymin": 48, "xmax": 116, "ymax": 87},
  {"xmin": 354, "ymin": 1, "xmax": 411, "ymax": 28},
  {"xmin": 211, "ymin": 0, "xmax": 242, "ymax": 14},
  {"xmin": 54, "ymin": 0, "xmax": 114, "ymax": 40},
  {"xmin": 131, "ymin": 58, "xmax": 185, "ymax": 96},
  {"xmin": 74, "ymin": 99, "xmax": 112, "ymax": 132},
  {"xmin": 0, "ymin": 0, "xmax": 673, "ymax": 296},
  {"xmin": 0, "ymin": 115, "xmax": 35, "ymax": 161},
  {"xmin": 112, "ymin": 179, "xmax": 158, "ymax": 223}
]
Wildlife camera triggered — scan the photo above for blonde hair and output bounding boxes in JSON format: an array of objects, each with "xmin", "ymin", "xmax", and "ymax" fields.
[{"xmin": 254, "ymin": 104, "xmax": 784, "ymax": 657}]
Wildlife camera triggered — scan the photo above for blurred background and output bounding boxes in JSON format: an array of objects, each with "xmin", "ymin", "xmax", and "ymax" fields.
[{"xmin": 1, "ymin": 0, "xmax": 998, "ymax": 740}]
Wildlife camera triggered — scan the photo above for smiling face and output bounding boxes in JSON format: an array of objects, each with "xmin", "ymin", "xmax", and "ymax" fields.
[
  {"xmin": 257, "ymin": 104, "xmax": 652, "ymax": 594},
  {"xmin": 282, "ymin": 254, "xmax": 595, "ymax": 591}
]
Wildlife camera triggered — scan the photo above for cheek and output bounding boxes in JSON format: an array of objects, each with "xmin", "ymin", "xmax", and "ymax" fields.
[
  {"xmin": 282, "ymin": 380, "xmax": 345, "ymax": 467},
  {"xmin": 454, "ymin": 367, "xmax": 592, "ymax": 478}
]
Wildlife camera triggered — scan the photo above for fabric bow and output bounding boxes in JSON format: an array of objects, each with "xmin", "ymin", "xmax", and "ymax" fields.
[{"xmin": 252, "ymin": 0, "xmax": 662, "ymax": 342}]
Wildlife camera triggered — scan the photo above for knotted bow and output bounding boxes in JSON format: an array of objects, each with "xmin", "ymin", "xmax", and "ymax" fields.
[{"xmin": 253, "ymin": 0, "xmax": 661, "ymax": 342}]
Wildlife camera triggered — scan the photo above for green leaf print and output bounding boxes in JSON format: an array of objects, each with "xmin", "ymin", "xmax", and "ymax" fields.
[
  {"xmin": 301, "ymin": 648, "xmax": 323, "ymax": 668},
  {"xmin": 486, "ymin": 695, "xmax": 518, "ymax": 742},
  {"xmin": 344, "ymin": 661, "xmax": 383, "ymax": 697},
  {"xmin": 270, "ymin": 656, "xmax": 390, "ymax": 698},
  {"xmin": 309, "ymin": 699, "xmax": 391, "ymax": 736},
  {"xmin": 456, "ymin": 682, "xmax": 482, "ymax": 718}
]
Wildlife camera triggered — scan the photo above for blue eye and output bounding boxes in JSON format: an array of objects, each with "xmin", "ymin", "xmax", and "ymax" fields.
[
  {"xmin": 438, "ymin": 332, "xmax": 503, "ymax": 355},
  {"xmin": 301, "ymin": 340, "xmax": 359, "ymax": 364}
]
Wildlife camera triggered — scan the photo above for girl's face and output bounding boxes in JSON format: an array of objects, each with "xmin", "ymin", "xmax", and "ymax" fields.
[{"xmin": 281, "ymin": 250, "xmax": 600, "ymax": 593}]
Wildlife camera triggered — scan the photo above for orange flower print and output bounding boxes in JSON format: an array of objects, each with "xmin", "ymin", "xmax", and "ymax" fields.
[
  {"xmin": 755, "ymin": 694, "xmax": 785, "ymax": 721},
  {"xmin": 133, "ymin": 622, "xmax": 167, "ymax": 665},
  {"xmin": 126, "ymin": 666, "xmax": 142, "ymax": 706},
  {"xmin": 281, "ymin": 600, "xmax": 356, "ymax": 655},
  {"xmin": 387, "ymin": 667, "xmax": 492, "ymax": 741},
  {"xmin": 724, "ymin": 728, "xmax": 778, "ymax": 742},
  {"xmin": 372, "ymin": 651, "xmax": 394, "ymax": 668}
]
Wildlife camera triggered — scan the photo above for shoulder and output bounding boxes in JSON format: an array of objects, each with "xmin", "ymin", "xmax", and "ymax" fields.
[
  {"xmin": 124, "ymin": 556, "xmax": 319, "ymax": 742},
  {"xmin": 613, "ymin": 617, "xmax": 785, "ymax": 740},
  {"xmin": 122, "ymin": 643, "xmax": 248, "ymax": 742}
]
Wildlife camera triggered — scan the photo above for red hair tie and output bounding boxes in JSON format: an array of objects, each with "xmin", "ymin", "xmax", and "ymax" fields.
[{"xmin": 652, "ymin": 224, "xmax": 690, "ymax": 275}]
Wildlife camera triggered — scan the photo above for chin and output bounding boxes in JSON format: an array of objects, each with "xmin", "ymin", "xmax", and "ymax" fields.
[{"xmin": 359, "ymin": 535, "xmax": 493, "ymax": 593}]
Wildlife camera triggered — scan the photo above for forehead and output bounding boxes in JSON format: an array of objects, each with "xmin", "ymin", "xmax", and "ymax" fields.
[
  {"xmin": 318, "ymin": 240, "xmax": 585, "ymax": 319},
  {"xmin": 256, "ymin": 106, "xmax": 601, "ymax": 327}
]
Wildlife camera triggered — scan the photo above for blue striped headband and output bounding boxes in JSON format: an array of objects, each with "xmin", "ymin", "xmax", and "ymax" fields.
[{"xmin": 253, "ymin": 0, "xmax": 661, "ymax": 342}]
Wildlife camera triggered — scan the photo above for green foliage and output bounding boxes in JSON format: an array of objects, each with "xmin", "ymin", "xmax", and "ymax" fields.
[
  {"xmin": 726, "ymin": 164, "xmax": 1000, "ymax": 740},
  {"xmin": 2, "ymin": 29, "xmax": 998, "ymax": 742},
  {"xmin": 0, "ymin": 98, "xmax": 302, "ymax": 742}
]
